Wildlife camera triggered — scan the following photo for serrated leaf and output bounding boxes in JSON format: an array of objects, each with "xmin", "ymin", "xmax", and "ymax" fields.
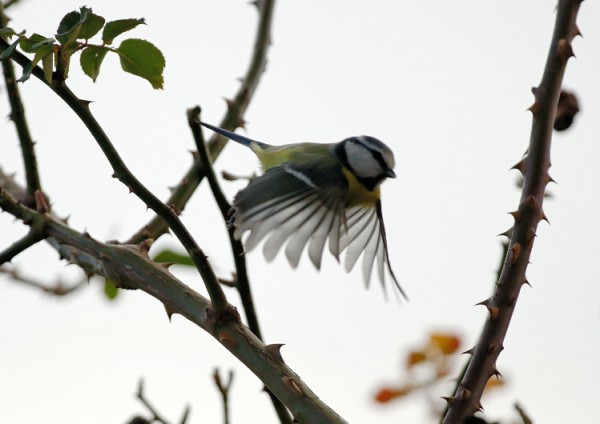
[
  {"xmin": 80, "ymin": 46, "xmax": 109, "ymax": 82},
  {"xmin": 103, "ymin": 279, "xmax": 119, "ymax": 300},
  {"xmin": 153, "ymin": 249, "xmax": 194, "ymax": 267},
  {"xmin": 116, "ymin": 38, "xmax": 164, "ymax": 89},
  {"xmin": 79, "ymin": 12, "xmax": 105, "ymax": 40},
  {"xmin": 102, "ymin": 18, "xmax": 145, "ymax": 44},
  {"xmin": 56, "ymin": 10, "xmax": 83, "ymax": 45},
  {"xmin": 0, "ymin": 39, "xmax": 19, "ymax": 60}
]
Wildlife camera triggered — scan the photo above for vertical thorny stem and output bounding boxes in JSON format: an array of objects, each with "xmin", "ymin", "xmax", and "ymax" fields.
[{"xmin": 442, "ymin": 1, "xmax": 582, "ymax": 422}]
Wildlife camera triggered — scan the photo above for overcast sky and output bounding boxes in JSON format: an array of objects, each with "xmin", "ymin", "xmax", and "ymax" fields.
[{"xmin": 1, "ymin": 1, "xmax": 599, "ymax": 423}]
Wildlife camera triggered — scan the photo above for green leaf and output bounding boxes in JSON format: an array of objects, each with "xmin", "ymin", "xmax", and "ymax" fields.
[
  {"xmin": 80, "ymin": 45, "xmax": 109, "ymax": 82},
  {"xmin": 19, "ymin": 33, "xmax": 54, "ymax": 53},
  {"xmin": 56, "ymin": 10, "xmax": 84, "ymax": 45},
  {"xmin": 42, "ymin": 53, "xmax": 53, "ymax": 83},
  {"xmin": 102, "ymin": 18, "xmax": 145, "ymax": 44},
  {"xmin": 79, "ymin": 12, "xmax": 105, "ymax": 40},
  {"xmin": 153, "ymin": 249, "xmax": 194, "ymax": 267},
  {"xmin": 115, "ymin": 38, "xmax": 164, "ymax": 89},
  {"xmin": 17, "ymin": 43, "xmax": 54, "ymax": 82},
  {"xmin": 0, "ymin": 27, "xmax": 17, "ymax": 37},
  {"xmin": 0, "ymin": 39, "xmax": 19, "ymax": 60},
  {"xmin": 103, "ymin": 279, "xmax": 119, "ymax": 300}
]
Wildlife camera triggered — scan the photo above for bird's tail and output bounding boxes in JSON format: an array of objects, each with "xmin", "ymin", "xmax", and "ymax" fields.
[{"xmin": 200, "ymin": 122, "xmax": 268, "ymax": 149}]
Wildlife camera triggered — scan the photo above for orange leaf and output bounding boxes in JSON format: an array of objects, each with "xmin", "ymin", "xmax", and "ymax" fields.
[
  {"xmin": 429, "ymin": 333, "xmax": 461, "ymax": 355},
  {"xmin": 374, "ymin": 386, "xmax": 412, "ymax": 403},
  {"xmin": 407, "ymin": 351, "xmax": 428, "ymax": 368}
]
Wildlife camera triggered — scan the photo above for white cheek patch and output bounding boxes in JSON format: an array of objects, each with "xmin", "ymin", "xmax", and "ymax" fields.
[{"xmin": 344, "ymin": 141, "xmax": 382, "ymax": 178}]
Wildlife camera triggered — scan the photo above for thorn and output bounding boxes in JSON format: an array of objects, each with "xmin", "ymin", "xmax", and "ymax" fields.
[
  {"xmin": 442, "ymin": 396, "xmax": 457, "ymax": 405},
  {"xmin": 523, "ymin": 278, "xmax": 532, "ymax": 287},
  {"xmin": 547, "ymin": 175, "xmax": 557, "ymax": 184},
  {"xmin": 527, "ymin": 101, "xmax": 541, "ymax": 115},
  {"xmin": 34, "ymin": 190, "xmax": 50, "ymax": 213},
  {"xmin": 167, "ymin": 185, "xmax": 177, "ymax": 194},
  {"xmin": 224, "ymin": 97, "xmax": 234, "ymax": 110},
  {"xmin": 459, "ymin": 388, "xmax": 471, "ymax": 400},
  {"xmin": 498, "ymin": 228, "xmax": 513, "ymax": 239},
  {"xmin": 573, "ymin": 24, "xmax": 583, "ymax": 38},
  {"xmin": 219, "ymin": 331, "xmax": 235, "ymax": 348},
  {"xmin": 462, "ymin": 347, "xmax": 475, "ymax": 355},
  {"xmin": 82, "ymin": 231, "xmax": 92, "ymax": 239},
  {"xmin": 138, "ymin": 238, "xmax": 153, "ymax": 254},
  {"xmin": 540, "ymin": 209, "xmax": 550, "ymax": 224},
  {"xmin": 510, "ymin": 158, "xmax": 527, "ymax": 175},
  {"xmin": 509, "ymin": 243, "xmax": 521, "ymax": 264},
  {"xmin": 476, "ymin": 298, "xmax": 499, "ymax": 320},
  {"xmin": 164, "ymin": 304, "xmax": 176, "ymax": 321},
  {"xmin": 509, "ymin": 210, "xmax": 521, "ymax": 222},
  {"xmin": 526, "ymin": 227, "xmax": 536, "ymax": 245},
  {"xmin": 491, "ymin": 366, "xmax": 502, "ymax": 380},
  {"xmin": 476, "ymin": 402, "xmax": 484, "ymax": 412},
  {"xmin": 159, "ymin": 262, "xmax": 175, "ymax": 269},
  {"xmin": 266, "ymin": 344, "xmax": 286, "ymax": 362},
  {"xmin": 189, "ymin": 150, "xmax": 199, "ymax": 160},
  {"xmin": 282, "ymin": 376, "xmax": 303, "ymax": 397},
  {"xmin": 557, "ymin": 38, "xmax": 575, "ymax": 60},
  {"xmin": 523, "ymin": 194, "xmax": 539, "ymax": 210}
]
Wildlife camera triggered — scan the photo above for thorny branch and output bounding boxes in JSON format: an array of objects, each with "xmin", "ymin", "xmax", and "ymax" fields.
[
  {"xmin": 442, "ymin": 1, "xmax": 583, "ymax": 422},
  {"xmin": 0, "ymin": 186, "xmax": 348, "ymax": 424}
]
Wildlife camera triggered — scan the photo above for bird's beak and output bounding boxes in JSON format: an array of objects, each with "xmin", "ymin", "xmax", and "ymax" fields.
[{"xmin": 386, "ymin": 169, "xmax": 396, "ymax": 178}]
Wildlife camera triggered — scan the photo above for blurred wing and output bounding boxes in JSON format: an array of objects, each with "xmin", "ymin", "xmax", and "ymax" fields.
[
  {"xmin": 339, "ymin": 200, "xmax": 407, "ymax": 300},
  {"xmin": 232, "ymin": 164, "xmax": 346, "ymax": 269}
]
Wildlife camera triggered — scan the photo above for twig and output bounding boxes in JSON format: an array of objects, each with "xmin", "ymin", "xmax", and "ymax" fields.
[
  {"xmin": 2, "ymin": 0, "xmax": 22, "ymax": 9},
  {"xmin": 189, "ymin": 108, "xmax": 293, "ymax": 424},
  {"xmin": 213, "ymin": 369, "xmax": 234, "ymax": 424},
  {"xmin": 0, "ymin": 230, "xmax": 45, "ymax": 265},
  {"xmin": 0, "ymin": 267, "xmax": 86, "ymax": 295},
  {"xmin": 1, "ymin": 8, "xmax": 42, "ymax": 202},
  {"xmin": 514, "ymin": 402, "xmax": 533, "ymax": 424},
  {"xmin": 442, "ymin": 1, "xmax": 582, "ymax": 422},
  {"xmin": 126, "ymin": 0, "xmax": 276, "ymax": 244},
  {"xmin": 136, "ymin": 379, "xmax": 172, "ymax": 424},
  {"xmin": 0, "ymin": 187, "xmax": 348, "ymax": 423}
]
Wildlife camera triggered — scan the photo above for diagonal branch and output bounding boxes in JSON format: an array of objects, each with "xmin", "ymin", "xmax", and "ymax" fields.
[
  {"xmin": 442, "ymin": 1, "xmax": 583, "ymax": 422},
  {"xmin": 126, "ymin": 0, "xmax": 276, "ymax": 244},
  {"xmin": 0, "ymin": 186, "xmax": 348, "ymax": 424}
]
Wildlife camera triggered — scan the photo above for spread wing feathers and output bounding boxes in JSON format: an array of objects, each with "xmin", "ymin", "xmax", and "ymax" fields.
[{"xmin": 231, "ymin": 165, "xmax": 405, "ymax": 297}]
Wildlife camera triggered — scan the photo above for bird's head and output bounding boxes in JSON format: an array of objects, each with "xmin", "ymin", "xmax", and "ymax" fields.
[{"xmin": 335, "ymin": 136, "xmax": 396, "ymax": 191}]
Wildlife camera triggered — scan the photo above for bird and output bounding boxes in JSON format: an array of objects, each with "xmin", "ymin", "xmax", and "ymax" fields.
[{"xmin": 201, "ymin": 122, "xmax": 406, "ymax": 299}]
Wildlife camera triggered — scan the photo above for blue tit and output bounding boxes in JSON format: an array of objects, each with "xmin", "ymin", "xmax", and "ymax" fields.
[{"xmin": 201, "ymin": 122, "xmax": 406, "ymax": 299}]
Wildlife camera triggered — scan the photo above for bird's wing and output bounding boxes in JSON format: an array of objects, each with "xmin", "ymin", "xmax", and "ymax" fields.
[
  {"xmin": 232, "ymin": 164, "xmax": 405, "ymax": 298},
  {"xmin": 339, "ymin": 201, "xmax": 406, "ymax": 299},
  {"xmin": 232, "ymin": 163, "xmax": 346, "ymax": 270}
]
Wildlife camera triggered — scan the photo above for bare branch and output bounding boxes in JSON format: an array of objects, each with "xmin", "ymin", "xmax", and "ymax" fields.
[
  {"xmin": 0, "ymin": 267, "xmax": 86, "ymax": 295},
  {"xmin": 442, "ymin": 1, "xmax": 583, "ymax": 421},
  {"xmin": 0, "ymin": 230, "xmax": 44, "ymax": 265},
  {"xmin": 213, "ymin": 368, "xmax": 234, "ymax": 424}
]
